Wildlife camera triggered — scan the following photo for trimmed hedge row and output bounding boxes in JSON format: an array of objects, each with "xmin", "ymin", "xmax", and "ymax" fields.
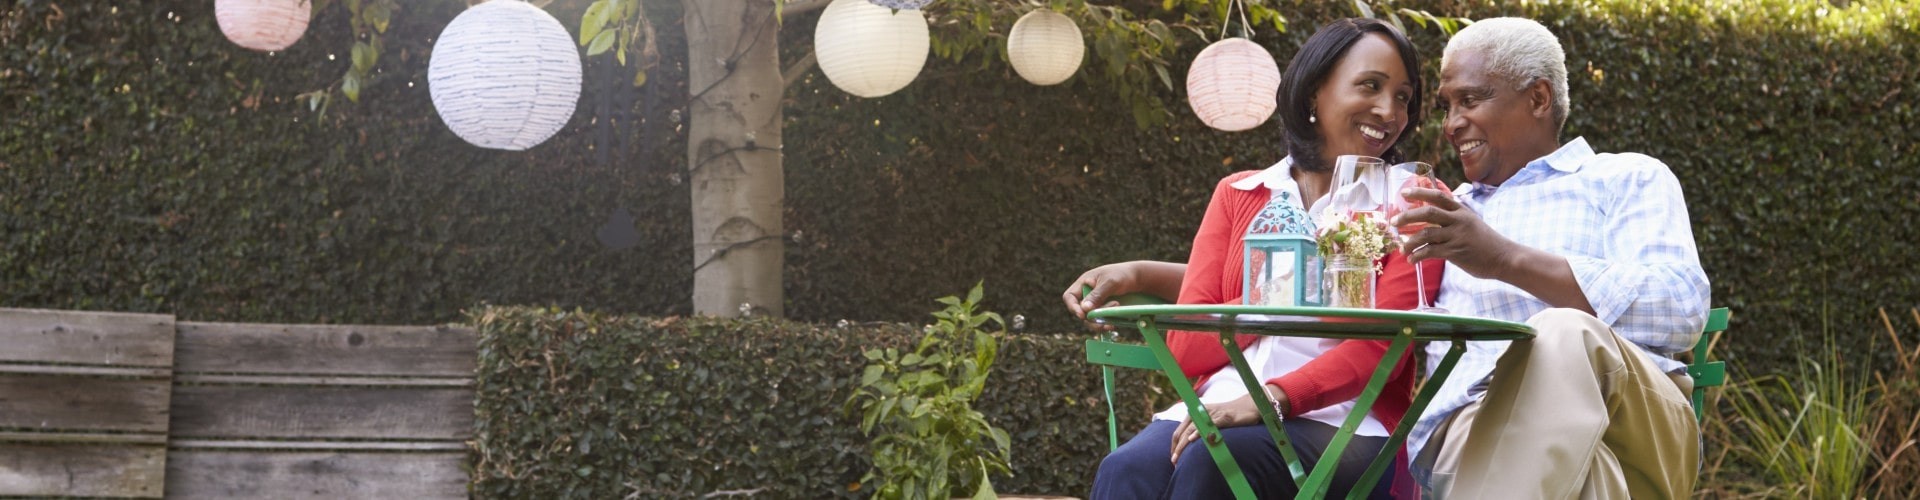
[{"xmin": 469, "ymin": 304, "xmax": 1168, "ymax": 498}]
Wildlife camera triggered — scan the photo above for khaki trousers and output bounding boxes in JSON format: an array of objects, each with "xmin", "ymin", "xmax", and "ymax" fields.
[{"xmin": 1421, "ymin": 309, "xmax": 1699, "ymax": 499}]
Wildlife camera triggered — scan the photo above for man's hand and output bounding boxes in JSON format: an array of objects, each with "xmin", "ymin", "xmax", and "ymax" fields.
[
  {"xmin": 1393, "ymin": 186, "xmax": 1518, "ymax": 280},
  {"xmin": 1169, "ymin": 387, "xmax": 1287, "ymax": 463},
  {"xmin": 1394, "ymin": 186, "xmax": 1597, "ymax": 313}
]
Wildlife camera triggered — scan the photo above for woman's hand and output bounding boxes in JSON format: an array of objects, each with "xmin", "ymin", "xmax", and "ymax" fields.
[
  {"xmin": 1169, "ymin": 385, "xmax": 1288, "ymax": 463},
  {"xmin": 1062, "ymin": 263, "xmax": 1139, "ymax": 330}
]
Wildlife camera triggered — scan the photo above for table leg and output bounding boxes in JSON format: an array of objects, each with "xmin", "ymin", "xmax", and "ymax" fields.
[
  {"xmin": 1221, "ymin": 328, "xmax": 1308, "ymax": 484},
  {"xmin": 1345, "ymin": 337, "xmax": 1469, "ymax": 500},
  {"xmin": 1136, "ymin": 319, "xmax": 1261, "ymax": 500},
  {"xmin": 1292, "ymin": 325, "xmax": 1416, "ymax": 499}
]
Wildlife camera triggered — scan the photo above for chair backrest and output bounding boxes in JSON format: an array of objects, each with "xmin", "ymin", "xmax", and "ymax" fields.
[
  {"xmin": 1082, "ymin": 290, "xmax": 1172, "ymax": 450},
  {"xmin": 1688, "ymin": 308, "xmax": 1731, "ymax": 422}
]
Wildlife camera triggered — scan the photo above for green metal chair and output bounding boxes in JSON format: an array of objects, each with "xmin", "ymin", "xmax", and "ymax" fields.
[
  {"xmin": 1689, "ymin": 308, "xmax": 1732, "ymax": 421},
  {"xmin": 1083, "ymin": 291, "xmax": 1174, "ymax": 451}
]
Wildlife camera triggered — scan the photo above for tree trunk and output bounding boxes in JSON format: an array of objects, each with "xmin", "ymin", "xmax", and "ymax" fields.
[{"xmin": 683, "ymin": 0, "xmax": 785, "ymax": 317}]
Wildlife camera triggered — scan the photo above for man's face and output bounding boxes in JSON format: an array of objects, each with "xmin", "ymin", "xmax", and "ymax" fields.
[{"xmin": 1436, "ymin": 50, "xmax": 1542, "ymax": 187}]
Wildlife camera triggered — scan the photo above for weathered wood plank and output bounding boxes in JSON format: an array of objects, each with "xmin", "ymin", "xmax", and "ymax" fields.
[
  {"xmin": 0, "ymin": 363, "xmax": 173, "ymax": 378},
  {"xmin": 0, "ymin": 308, "xmax": 174, "ymax": 367},
  {"xmin": 173, "ymin": 374, "xmax": 471, "ymax": 387},
  {"xmin": 165, "ymin": 451, "xmax": 466, "ymax": 500},
  {"xmin": 0, "ymin": 442, "xmax": 166, "ymax": 498},
  {"xmin": 174, "ymin": 322, "xmax": 476, "ymax": 377},
  {"xmin": 0, "ymin": 374, "xmax": 171, "ymax": 433},
  {"xmin": 0, "ymin": 431, "xmax": 167, "ymax": 445},
  {"xmin": 169, "ymin": 385, "xmax": 473, "ymax": 440},
  {"xmin": 169, "ymin": 439, "xmax": 466, "ymax": 451}
]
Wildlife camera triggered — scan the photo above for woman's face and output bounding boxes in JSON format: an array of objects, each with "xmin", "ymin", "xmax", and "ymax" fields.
[{"xmin": 1311, "ymin": 33, "xmax": 1413, "ymax": 161}]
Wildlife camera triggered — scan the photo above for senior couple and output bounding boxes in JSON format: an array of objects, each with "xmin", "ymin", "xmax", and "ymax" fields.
[{"xmin": 1062, "ymin": 17, "xmax": 1710, "ymax": 500}]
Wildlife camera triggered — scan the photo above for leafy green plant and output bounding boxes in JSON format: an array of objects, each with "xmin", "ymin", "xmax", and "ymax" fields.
[{"xmin": 847, "ymin": 283, "xmax": 1013, "ymax": 500}]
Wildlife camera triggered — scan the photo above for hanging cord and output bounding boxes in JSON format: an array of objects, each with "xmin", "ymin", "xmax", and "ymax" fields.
[{"xmin": 1217, "ymin": 0, "xmax": 1254, "ymax": 40}]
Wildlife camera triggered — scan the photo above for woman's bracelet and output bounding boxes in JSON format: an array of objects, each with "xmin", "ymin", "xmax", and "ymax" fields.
[{"xmin": 1260, "ymin": 384, "xmax": 1289, "ymax": 417}]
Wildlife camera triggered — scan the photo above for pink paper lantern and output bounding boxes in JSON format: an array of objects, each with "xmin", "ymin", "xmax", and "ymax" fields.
[
  {"xmin": 1186, "ymin": 38, "xmax": 1281, "ymax": 132},
  {"xmin": 216, "ymin": 0, "xmax": 313, "ymax": 52}
]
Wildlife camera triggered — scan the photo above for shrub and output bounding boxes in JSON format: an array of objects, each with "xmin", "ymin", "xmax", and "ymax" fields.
[{"xmin": 469, "ymin": 303, "xmax": 1168, "ymax": 498}]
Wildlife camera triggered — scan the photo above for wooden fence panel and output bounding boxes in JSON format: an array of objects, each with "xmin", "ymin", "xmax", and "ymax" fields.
[
  {"xmin": 0, "ymin": 374, "xmax": 171, "ymax": 433},
  {"xmin": 0, "ymin": 308, "xmax": 174, "ymax": 499},
  {"xmin": 166, "ymin": 322, "xmax": 475, "ymax": 499},
  {"xmin": 173, "ymin": 322, "xmax": 476, "ymax": 376},
  {"xmin": 168, "ymin": 385, "xmax": 473, "ymax": 440},
  {"xmin": 0, "ymin": 442, "xmax": 167, "ymax": 497},
  {"xmin": 164, "ymin": 451, "xmax": 466, "ymax": 499},
  {"xmin": 0, "ymin": 309, "xmax": 175, "ymax": 367}
]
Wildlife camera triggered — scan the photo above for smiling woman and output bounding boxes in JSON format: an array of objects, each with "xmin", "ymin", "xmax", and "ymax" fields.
[{"xmin": 1064, "ymin": 17, "xmax": 1442, "ymax": 500}]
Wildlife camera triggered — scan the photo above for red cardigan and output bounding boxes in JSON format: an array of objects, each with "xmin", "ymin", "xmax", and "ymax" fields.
[{"xmin": 1171, "ymin": 170, "xmax": 1443, "ymax": 434}]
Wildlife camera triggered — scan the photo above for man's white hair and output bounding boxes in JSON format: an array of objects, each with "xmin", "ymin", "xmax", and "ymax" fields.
[{"xmin": 1443, "ymin": 17, "xmax": 1570, "ymax": 129}]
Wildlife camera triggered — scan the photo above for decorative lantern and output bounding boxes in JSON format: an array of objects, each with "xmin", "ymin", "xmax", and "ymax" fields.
[
  {"xmin": 815, "ymin": 0, "xmax": 929, "ymax": 98},
  {"xmin": 1007, "ymin": 9, "xmax": 1084, "ymax": 86},
  {"xmin": 1186, "ymin": 38, "xmax": 1281, "ymax": 132},
  {"xmin": 1243, "ymin": 233, "xmax": 1325, "ymax": 307},
  {"xmin": 428, "ymin": 0, "xmax": 582, "ymax": 151},
  {"xmin": 867, "ymin": 0, "xmax": 933, "ymax": 8},
  {"xmin": 215, "ymin": 0, "xmax": 312, "ymax": 52}
]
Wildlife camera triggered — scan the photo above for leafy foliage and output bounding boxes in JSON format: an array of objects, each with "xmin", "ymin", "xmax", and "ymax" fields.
[{"xmin": 847, "ymin": 282, "xmax": 1012, "ymax": 500}]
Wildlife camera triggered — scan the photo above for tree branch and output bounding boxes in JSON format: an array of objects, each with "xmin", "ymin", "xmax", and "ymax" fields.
[
  {"xmin": 782, "ymin": 0, "xmax": 831, "ymax": 16},
  {"xmin": 782, "ymin": 50, "xmax": 817, "ymax": 87}
]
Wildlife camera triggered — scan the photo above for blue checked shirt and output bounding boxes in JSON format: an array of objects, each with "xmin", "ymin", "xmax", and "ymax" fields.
[{"xmin": 1408, "ymin": 137, "xmax": 1712, "ymax": 461}]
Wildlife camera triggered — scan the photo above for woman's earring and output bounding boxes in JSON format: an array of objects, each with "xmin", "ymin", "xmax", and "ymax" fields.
[{"xmin": 1309, "ymin": 114, "xmax": 1317, "ymax": 124}]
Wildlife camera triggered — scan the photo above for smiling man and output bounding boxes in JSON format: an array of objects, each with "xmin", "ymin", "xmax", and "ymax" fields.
[{"xmin": 1391, "ymin": 18, "xmax": 1711, "ymax": 499}]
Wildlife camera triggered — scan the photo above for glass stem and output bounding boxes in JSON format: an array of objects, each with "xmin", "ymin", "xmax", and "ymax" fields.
[{"xmin": 1410, "ymin": 248, "xmax": 1427, "ymax": 308}]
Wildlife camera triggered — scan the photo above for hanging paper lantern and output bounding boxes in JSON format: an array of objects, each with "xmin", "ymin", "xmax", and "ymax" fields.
[
  {"xmin": 867, "ymin": 0, "xmax": 934, "ymax": 8},
  {"xmin": 428, "ymin": 0, "xmax": 582, "ymax": 151},
  {"xmin": 815, "ymin": 0, "xmax": 929, "ymax": 98},
  {"xmin": 1186, "ymin": 38, "xmax": 1281, "ymax": 132},
  {"xmin": 215, "ymin": 0, "xmax": 312, "ymax": 52},
  {"xmin": 1007, "ymin": 9, "xmax": 1084, "ymax": 86}
]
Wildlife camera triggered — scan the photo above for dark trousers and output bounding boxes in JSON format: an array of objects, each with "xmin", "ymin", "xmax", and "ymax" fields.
[{"xmin": 1091, "ymin": 419, "xmax": 1398, "ymax": 499}]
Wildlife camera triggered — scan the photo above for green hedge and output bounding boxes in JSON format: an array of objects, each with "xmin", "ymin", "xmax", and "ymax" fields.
[
  {"xmin": 4, "ymin": 0, "xmax": 1917, "ymax": 375},
  {"xmin": 469, "ymin": 304, "xmax": 1167, "ymax": 498}
]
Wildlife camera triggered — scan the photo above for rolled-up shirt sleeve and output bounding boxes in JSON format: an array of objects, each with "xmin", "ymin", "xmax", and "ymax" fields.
[{"xmin": 1566, "ymin": 156, "xmax": 1711, "ymax": 355}]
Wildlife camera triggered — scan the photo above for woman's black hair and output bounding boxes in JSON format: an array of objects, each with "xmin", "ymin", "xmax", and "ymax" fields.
[{"xmin": 1278, "ymin": 18, "xmax": 1424, "ymax": 172}]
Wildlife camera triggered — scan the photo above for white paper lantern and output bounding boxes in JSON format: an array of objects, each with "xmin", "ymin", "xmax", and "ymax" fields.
[
  {"xmin": 215, "ymin": 0, "xmax": 312, "ymax": 52},
  {"xmin": 867, "ymin": 0, "xmax": 933, "ymax": 8},
  {"xmin": 1186, "ymin": 38, "xmax": 1281, "ymax": 132},
  {"xmin": 1007, "ymin": 10, "xmax": 1084, "ymax": 86},
  {"xmin": 428, "ymin": 0, "xmax": 582, "ymax": 151},
  {"xmin": 815, "ymin": 0, "xmax": 929, "ymax": 98}
]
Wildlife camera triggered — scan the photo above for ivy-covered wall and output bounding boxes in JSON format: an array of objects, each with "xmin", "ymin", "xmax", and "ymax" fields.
[{"xmin": 4, "ymin": 0, "xmax": 1918, "ymax": 373}]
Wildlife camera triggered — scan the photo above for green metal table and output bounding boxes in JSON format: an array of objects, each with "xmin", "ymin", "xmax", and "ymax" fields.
[{"xmin": 1087, "ymin": 304, "xmax": 1534, "ymax": 500}]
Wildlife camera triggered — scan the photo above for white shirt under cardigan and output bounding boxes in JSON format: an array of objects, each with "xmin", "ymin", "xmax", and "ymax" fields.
[{"xmin": 1150, "ymin": 156, "xmax": 1413, "ymax": 438}]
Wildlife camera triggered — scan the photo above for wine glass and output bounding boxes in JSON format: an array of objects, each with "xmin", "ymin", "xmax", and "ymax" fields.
[
  {"xmin": 1386, "ymin": 161, "xmax": 1450, "ymax": 313},
  {"xmin": 1330, "ymin": 155, "xmax": 1390, "ymax": 215}
]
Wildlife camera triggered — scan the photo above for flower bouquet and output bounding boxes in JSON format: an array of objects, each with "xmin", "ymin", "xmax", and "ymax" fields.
[{"xmin": 1314, "ymin": 210, "xmax": 1393, "ymax": 308}]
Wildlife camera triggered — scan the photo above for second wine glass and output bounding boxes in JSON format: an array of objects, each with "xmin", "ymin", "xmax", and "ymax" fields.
[{"xmin": 1387, "ymin": 161, "xmax": 1450, "ymax": 313}]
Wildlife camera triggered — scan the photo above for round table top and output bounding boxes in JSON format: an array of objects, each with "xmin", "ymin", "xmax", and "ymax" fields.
[{"xmin": 1087, "ymin": 304, "xmax": 1535, "ymax": 342}]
